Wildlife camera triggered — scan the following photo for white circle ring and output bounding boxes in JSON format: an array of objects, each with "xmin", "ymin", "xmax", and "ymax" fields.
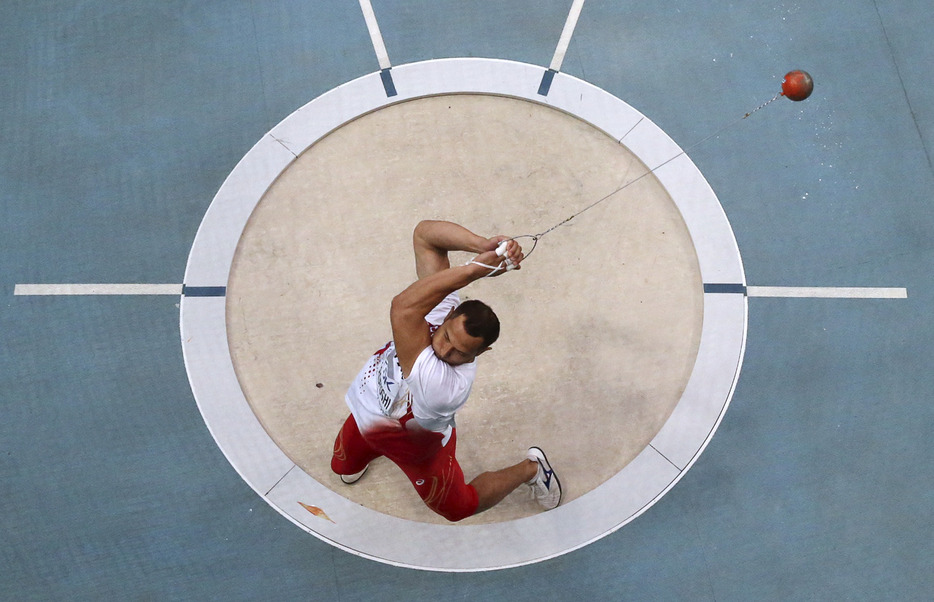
[{"xmin": 180, "ymin": 58, "xmax": 747, "ymax": 572}]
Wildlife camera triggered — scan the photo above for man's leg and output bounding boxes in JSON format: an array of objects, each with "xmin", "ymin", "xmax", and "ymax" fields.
[
  {"xmin": 385, "ymin": 429, "xmax": 544, "ymax": 520},
  {"xmin": 385, "ymin": 428, "xmax": 479, "ymax": 522},
  {"xmin": 469, "ymin": 459, "xmax": 538, "ymax": 514},
  {"xmin": 331, "ymin": 414, "xmax": 381, "ymax": 480},
  {"xmin": 375, "ymin": 426, "xmax": 561, "ymax": 520}
]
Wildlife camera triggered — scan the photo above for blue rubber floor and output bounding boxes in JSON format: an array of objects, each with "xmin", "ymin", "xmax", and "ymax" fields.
[{"xmin": 2, "ymin": 1, "xmax": 932, "ymax": 599}]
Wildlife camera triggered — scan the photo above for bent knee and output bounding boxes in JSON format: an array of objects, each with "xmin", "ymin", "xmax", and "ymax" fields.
[
  {"xmin": 427, "ymin": 486, "xmax": 479, "ymax": 522},
  {"xmin": 432, "ymin": 504, "xmax": 474, "ymax": 523}
]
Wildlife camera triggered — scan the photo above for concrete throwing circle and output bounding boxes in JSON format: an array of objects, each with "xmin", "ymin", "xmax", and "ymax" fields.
[
  {"xmin": 227, "ymin": 93, "xmax": 703, "ymax": 525},
  {"xmin": 180, "ymin": 58, "xmax": 747, "ymax": 571}
]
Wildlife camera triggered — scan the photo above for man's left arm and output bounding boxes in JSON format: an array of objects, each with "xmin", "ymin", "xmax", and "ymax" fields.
[{"xmin": 413, "ymin": 220, "xmax": 501, "ymax": 279}]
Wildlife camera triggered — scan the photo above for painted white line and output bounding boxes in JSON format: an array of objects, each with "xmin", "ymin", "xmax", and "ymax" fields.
[
  {"xmin": 358, "ymin": 0, "xmax": 391, "ymax": 70},
  {"xmin": 14, "ymin": 284, "xmax": 182, "ymax": 296},
  {"xmin": 550, "ymin": 0, "xmax": 586, "ymax": 72},
  {"xmin": 747, "ymin": 286, "xmax": 908, "ymax": 299}
]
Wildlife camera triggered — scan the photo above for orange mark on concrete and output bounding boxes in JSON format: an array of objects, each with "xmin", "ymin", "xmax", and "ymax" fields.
[{"xmin": 298, "ymin": 502, "xmax": 335, "ymax": 523}]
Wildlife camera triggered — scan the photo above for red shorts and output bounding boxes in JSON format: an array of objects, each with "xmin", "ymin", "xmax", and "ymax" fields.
[{"xmin": 331, "ymin": 412, "xmax": 479, "ymax": 522}]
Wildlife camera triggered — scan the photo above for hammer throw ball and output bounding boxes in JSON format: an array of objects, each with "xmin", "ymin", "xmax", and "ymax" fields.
[{"xmin": 782, "ymin": 70, "xmax": 814, "ymax": 101}]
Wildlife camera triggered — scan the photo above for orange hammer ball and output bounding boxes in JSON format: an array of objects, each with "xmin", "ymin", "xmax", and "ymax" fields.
[{"xmin": 782, "ymin": 70, "xmax": 814, "ymax": 101}]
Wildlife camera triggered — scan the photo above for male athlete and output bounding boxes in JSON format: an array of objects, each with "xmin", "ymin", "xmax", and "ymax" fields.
[{"xmin": 330, "ymin": 220, "xmax": 561, "ymax": 522}]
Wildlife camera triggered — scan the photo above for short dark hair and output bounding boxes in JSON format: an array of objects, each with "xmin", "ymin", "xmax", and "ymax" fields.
[{"xmin": 449, "ymin": 299, "xmax": 500, "ymax": 348}]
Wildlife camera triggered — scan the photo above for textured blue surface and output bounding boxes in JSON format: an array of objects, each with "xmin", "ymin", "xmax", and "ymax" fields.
[{"xmin": 2, "ymin": 1, "xmax": 932, "ymax": 599}]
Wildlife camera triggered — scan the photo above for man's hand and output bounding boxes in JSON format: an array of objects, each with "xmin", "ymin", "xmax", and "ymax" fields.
[{"xmin": 472, "ymin": 237, "xmax": 524, "ymax": 276}]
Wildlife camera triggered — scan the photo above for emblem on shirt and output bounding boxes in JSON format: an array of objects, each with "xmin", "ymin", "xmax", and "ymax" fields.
[{"xmin": 376, "ymin": 345, "xmax": 410, "ymax": 417}]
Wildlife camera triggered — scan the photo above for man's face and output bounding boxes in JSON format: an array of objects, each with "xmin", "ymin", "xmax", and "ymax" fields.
[{"xmin": 431, "ymin": 314, "xmax": 487, "ymax": 366}]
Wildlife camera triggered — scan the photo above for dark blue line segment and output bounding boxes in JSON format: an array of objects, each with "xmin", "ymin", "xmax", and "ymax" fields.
[
  {"xmin": 704, "ymin": 283, "xmax": 747, "ymax": 295},
  {"xmin": 380, "ymin": 68, "xmax": 397, "ymax": 97},
  {"xmin": 538, "ymin": 69, "xmax": 557, "ymax": 96},
  {"xmin": 182, "ymin": 286, "xmax": 227, "ymax": 297}
]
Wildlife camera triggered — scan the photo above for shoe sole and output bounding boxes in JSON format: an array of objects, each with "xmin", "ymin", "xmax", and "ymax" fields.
[
  {"xmin": 528, "ymin": 446, "xmax": 562, "ymax": 508},
  {"xmin": 340, "ymin": 465, "xmax": 368, "ymax": 485}
]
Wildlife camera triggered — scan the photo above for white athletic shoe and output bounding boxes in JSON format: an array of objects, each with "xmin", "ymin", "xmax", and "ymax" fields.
[
  {"xmin": 526, "ymin": 447, "xmax": 561, "ymax": 510},
  {"xmin": 340, "ymin": 465, "xmax": 368, "ymax": 485}
]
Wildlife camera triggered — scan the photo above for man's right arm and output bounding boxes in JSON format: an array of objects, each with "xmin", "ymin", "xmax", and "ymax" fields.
[
  {"xmin": 390, "ymin": 259, "xmax": 494, "ymax": 377},
  {"xmin": 391, "ymin": 235, "xmax": 523, "ymax": 377}
]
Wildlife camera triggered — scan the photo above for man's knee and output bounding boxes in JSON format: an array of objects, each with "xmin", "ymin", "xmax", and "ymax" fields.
[
  {"xmin": 434, "ymin": 505, "xmax": 473, "ymax": 522},
  {"xmin": 426, "ymin": 485, "xmax": 479, "ymax": 522}
]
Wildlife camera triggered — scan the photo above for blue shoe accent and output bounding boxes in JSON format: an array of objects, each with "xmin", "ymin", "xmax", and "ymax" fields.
[{"xmin": 527, "ymin": 447, "xmax": 561, "ymax": 509}]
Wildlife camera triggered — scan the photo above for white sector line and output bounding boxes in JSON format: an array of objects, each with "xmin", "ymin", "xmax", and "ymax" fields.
[
  {"xmin": 14, "ymin": 284, "xmax": 183, "ymax": 296},
  {"xmin": 746, "ymin": 286, "xmax": 907, "ymax": 299},
  {"xmin": 359, "ymin": 0, "xmax": 391, "ymax": 70},
  {"xmin": 550, "ymin": 0, "xmax": 586, "ymax": 72}
]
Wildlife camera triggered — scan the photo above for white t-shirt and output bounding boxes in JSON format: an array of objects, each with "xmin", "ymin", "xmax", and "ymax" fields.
[{"xmin": 345, "ymin": 293, "xmax": 477, "ymax": 445}]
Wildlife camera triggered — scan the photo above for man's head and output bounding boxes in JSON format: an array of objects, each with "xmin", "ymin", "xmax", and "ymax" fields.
[{"xmin": 431, "ymin": 300, "xmax": 500, "ymax": 366}]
